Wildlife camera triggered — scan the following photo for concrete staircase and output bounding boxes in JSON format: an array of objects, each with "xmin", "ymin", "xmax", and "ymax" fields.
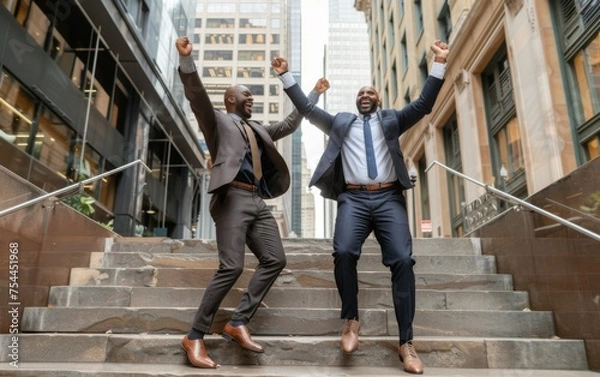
[{"xmin": 0, "ymin": 237, "xmax": 591, "ymax": 376}]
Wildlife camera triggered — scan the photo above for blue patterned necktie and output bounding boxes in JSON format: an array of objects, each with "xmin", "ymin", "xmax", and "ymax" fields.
[{"xmin": 363, "ymin": 114, "xmax": 378, "ymax": 179}]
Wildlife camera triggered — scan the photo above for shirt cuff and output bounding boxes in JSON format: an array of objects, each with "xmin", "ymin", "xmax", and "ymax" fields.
[
  {"xmin": 430, "ymin": 61, "xmax": 446, "ymax": 79},
  {"xmin": 278, "ymin": 71, "xmax": 297, "ymax": 89},
  {"xmin": 179, "ymin": 55, "xmax": 196, "ymax": 74}
]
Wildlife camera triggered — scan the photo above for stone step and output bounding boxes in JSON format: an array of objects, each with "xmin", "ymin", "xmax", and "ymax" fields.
[
  {"xmin": 68, "ymin": 267, "xmax": 514, "ymax": 290},
  {"xmin": 1, "ymin": 364, "xmax": 597, "ymax": 377},
  {"xmin": 91, "ymin": 252, "xmax": 497, "ymax": 274},
  {"xmin": 48, "ymin": 286, "xmax": 530, "ymax": 311},
  {"xmin": 4, "ymin": 364, "xmax": 598, "ymax": 377},
  {"xmin": 109, "ymin": 237, "xmax": 482, "ymax": 256},
  {"xmin": 21, "ymin": 307, "xmax": 555, "ymax": 338},
  {"xmin": 0, "ymin": 334, "xmax": 588, "ymax": 370}
]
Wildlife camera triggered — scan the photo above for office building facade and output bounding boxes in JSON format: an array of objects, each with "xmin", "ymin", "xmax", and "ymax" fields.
[
  {"xmin": 355, "ymin": 0, "xmax": 599, "ymax": 237},
  {"xmin": 0, "ymin": 0, "xmax": 207, "ymax": 238}
]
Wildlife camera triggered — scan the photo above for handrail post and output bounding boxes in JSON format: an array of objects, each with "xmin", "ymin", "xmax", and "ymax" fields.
[{"xmin": 426, "ymin": 160, "xmax": 600, "ymax": 242}]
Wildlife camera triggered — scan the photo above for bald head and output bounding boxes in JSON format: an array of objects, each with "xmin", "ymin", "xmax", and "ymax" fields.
[
  {"xmin": 355, "ymin": 86, "xmax": 381, "ymax": 114},
  {"xmin": 224, "ymin": 85, "xmax": 254, "ymax": 119}
]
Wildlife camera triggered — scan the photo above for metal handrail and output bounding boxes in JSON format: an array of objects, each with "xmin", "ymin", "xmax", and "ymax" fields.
[
  {"xmin": 426, "ymin": 160, "xmax": 600, "ymax": 242},
  {"xmin": 0, "ymin": 159, "xmax": 152, "ymax": 218}
]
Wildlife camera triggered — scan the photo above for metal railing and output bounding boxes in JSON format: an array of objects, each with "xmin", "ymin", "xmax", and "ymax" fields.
[
  {"xmin": 426, "ymin": 160, "xmax": 600, "ymax": 242},
  {"xmin": 0, "ymin": 159, "xmax": 151, "ymax": 218}
]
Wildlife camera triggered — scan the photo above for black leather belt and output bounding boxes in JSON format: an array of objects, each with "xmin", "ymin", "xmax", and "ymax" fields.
[
  {"xmin": 229, "ymin": 180, "xmax": 258, "ymax": 192},
  {"xmin": 346, "ymin": 182, "xmax": 397, "ymax": 191}
]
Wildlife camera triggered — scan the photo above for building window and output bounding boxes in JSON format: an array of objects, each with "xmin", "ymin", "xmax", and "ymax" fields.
[
  {"xmin": 0, "ymin": 70, "xmax": 37, "ymax": 153},
  {"xmin": 170, "ymin": 3, "xmax": 187, "ymax": 36},
  {"xmin": 205, "ymin": 34, "xmax": 234, "ymax": 44},
  {"xmin": 125, "ymin": 0, "xmax": 149, "ymax": 34},
  {"xmin": 555, "ymin": 1, "xmax": 600, "ymax": 162},
  {"xmin": 239, "ymin": 34, "xmax": 266, "ymax": 44},
  {"xmin": 237, "ymin": 67, "xmax": 265, "ymax": 78},
  {"xmin": 414, "ymin": 0, "xmax": 423, "ymax": 36},
  {"xmin": 202, "ymin": 67, "xmax": 233, "ymax": 78},
  {"xmin": 442, "ymin": 114, "xmax": 465, "ymax": 237},
  {"xmin": 388, "ymin": 13, "xmax": 395, "ymax": 47},
  {"xmin": 404, "ymin": 87, "xmax": 410, "ymax": 106},
  {"xmin": 269, "ymin": 84, "xmax": 280, "ymax": 96},
  {"xmin": 246, "ymin": 85, "xmax": 264, "ymax": 96},
  {"xmin": 418, "ymin": 53, "xmax": 427, "ymax": 87},
  {"xmin": 400, "ymin": 33, "xmax": 408, "ymax": 75},
  {"xmin": 206, "ymin": 18, "xmax": 234, "ymax": 28},
  {"xmin": 482, "ymin": 45, "xmax": 527, "ymax": 197},
  {"xmin": 238, "ymin": 51, "xmax": 266, "ymax": 61},
  {"xmin": 240, "ymin": 18, "xmax": 267, "ymax": 28},
  {"xmin": 203, "ymin": 50, "xmax": 233, "ymax": 61},
  {"xmin": 206, "ymin": 4, "xmax": 236, "ymax": 13},
  {"xmin": 438, "ymin": 1, "xmax": 452, "ymax": 42},
  {"xmin": 390, "ymin": 62, "xmax": 398, "ymax": 103},
  {"xmin": 240, "ymin": 3, "xmax": 268, "ymax": 13},
  {"xmin": 253, "ymin": 102, "xmax": 264, "ymax": 115},
  {"xmin": 269, "ymin": 103, "xmax": 279, "ymax": 113}
]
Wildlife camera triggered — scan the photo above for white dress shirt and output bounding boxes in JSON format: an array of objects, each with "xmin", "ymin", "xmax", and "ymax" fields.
[{"xmin": 278, "ymin": 62, "xmax": 446, "ymax": 184}]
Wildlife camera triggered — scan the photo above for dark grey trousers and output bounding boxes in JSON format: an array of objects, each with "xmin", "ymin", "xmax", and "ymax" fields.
[{"xmin": 191, "ymin": 187, "xmax": 286, "ymax": 333}]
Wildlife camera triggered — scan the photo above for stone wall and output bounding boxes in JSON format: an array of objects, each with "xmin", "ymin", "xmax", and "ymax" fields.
[{"xmin": 470, "ymin": 157, "xmax": 600, "ymax": 370}]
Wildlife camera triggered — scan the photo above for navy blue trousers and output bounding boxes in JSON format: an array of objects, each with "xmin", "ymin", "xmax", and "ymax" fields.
[{"xmin": 333, "ymin": 187, "xmax": 415, "ymax": 342}]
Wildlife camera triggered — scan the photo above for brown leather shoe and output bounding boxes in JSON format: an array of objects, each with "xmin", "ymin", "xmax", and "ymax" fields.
[
  {"xmin": 181, "ymin": 335, "xmax": 219, "ymax": 368},
  {"xmin": 340, "ymin": 319, "xmax": 360, "ymax": 354},
  {"xmin": 222, "ymin": 323, "xmax": 264, "ymax": 353},
  {"xmin": 398, "ymin": 341, "xmax": 423, "ymax": 374}
]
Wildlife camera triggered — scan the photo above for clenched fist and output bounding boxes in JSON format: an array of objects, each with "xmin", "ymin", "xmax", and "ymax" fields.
[{"xmin": 175, "ymin": 36, "xmax": 193, "ymax": 56}]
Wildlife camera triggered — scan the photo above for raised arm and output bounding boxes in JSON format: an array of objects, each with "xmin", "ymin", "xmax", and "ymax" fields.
[
  {"xmin": 176, "ymin": 37, "xmax": 217, "ymax": 147},
  {"xmin": 271, "ymin": 57, "xmax": 335, "ymax": 134},
  {"xmin": 266, "ymin": 77, "xmax": 329, "ymax": 141}
]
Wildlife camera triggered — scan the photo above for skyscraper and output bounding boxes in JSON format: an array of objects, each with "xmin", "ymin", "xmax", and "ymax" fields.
[
  {"xmin": 321, "ymin": 0, "xmax": 372, "ymax": 237},
  {"xmin": 190, "ymin": 0, "xmax": 294, "ymax": 235}
]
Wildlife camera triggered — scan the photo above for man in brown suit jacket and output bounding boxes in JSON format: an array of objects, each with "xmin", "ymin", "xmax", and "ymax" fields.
[{"xmin": 175, "ymin": 36, "xmax": 328, "ymax": 368}]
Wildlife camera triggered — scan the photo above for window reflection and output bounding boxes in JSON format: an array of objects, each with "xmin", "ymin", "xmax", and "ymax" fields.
[
  {"xmin": 237, "ymin": 67, "xmax": 264, "ymax": 78},
  {"xmin": 495, "ymin": 117, "xmax": 524, "ymax": 179},
  {"xmin": 571, "ymin": 32, "xmax": 600, "ymax": 123},
  {"xmin": 238, "ymin": 51, "xmax": 266, "ymax": 61},
  {"xmin": 204, "ymin": 50, "xmax": 233, "ymax": 60},
  {"xmin": 240, "ymin": 18, "xmax": 267, "ymax": 28},
  {"xmin": 246, "ymin": 85, "xmax": 264, "ymax": 96},
  {"xmin": 206, "ymin": 18, "xmax": 235, "ymax": 28},
  {"xmin": 203, "ymin": 67, "xmax": 233, "ymax": 78},
  {"xmin": 239, "ymin": 34, "xmax": 266, "ymax": 44},
  {"xmin": 240, "ymin": 3, "xmax": 268, "ymax": 13},
  {"xmin": 0, "ymin": 71, "xmax": 36, "ymax": 151},
  {"xmin": 205, "ymin": 34, "xmax": 234, "ymax": 44},
  {"xmin": 34, "ymin": 107, "xmax": 76, "ymax": 180}
]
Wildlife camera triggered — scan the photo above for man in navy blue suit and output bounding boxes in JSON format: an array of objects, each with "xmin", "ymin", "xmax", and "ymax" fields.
[{"xmin": 271, "ymin": 40, "xmax": 449, "ymax": 374}]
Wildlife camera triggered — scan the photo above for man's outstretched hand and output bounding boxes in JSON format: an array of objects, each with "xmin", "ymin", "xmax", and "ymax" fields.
[{"xmin": 271, "ymin": 57, "xmax": 288, "ymax": 74}]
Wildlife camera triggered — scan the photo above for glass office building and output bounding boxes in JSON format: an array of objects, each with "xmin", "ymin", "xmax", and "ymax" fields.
[{"xmin": 0, "ymin": 0, "xmax": 207, "ymax": 238}]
